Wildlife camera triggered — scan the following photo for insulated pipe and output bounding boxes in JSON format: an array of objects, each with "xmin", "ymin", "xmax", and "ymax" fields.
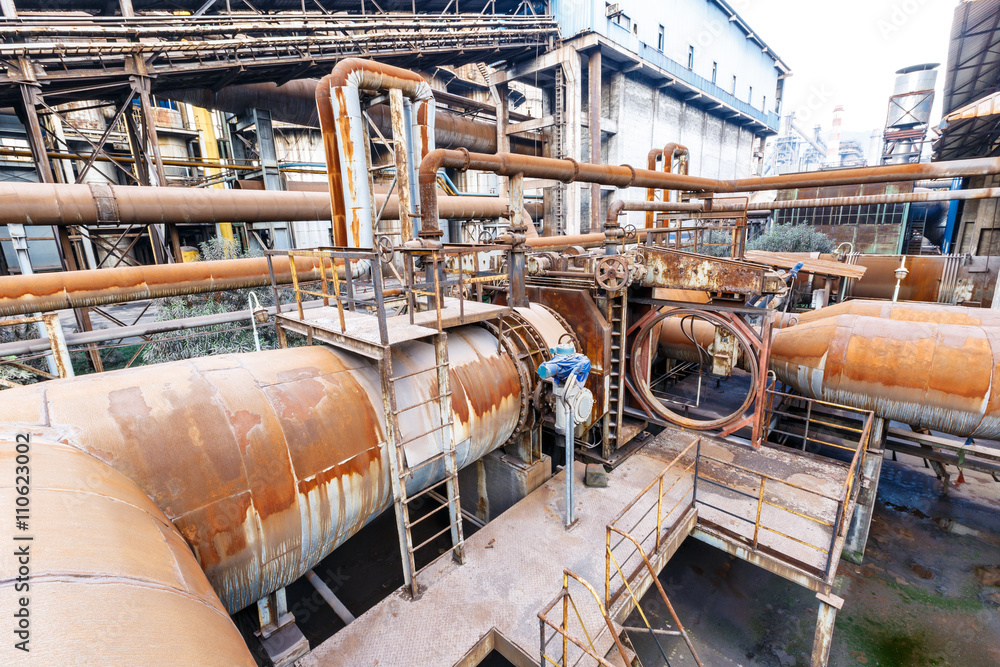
[
  {"xmin": 774, "ymin": 300, "xmax": 1000, "ymax": 329},
  {"xmin": 0, "ymin": 181, "xmax": 531, "ymax": 227},
  {"xmin": 165, "ymin": 81, "xmax": 540, "ymax": 155},
  {"xmin": 316, "ymin": 59, "xmax": 436, "ymax": 248},
  {"xmin": 656, "ymin": 311, "xmax": 1000, "ymax": 439},
  {"xmin": 0, "ymin": 435, "xmax": 255, "ymax": 664},
  {"xmin": 645, "ymin": 148, "xmax": 663, "ymax": 229},
  {"xmin": 768, "ymin": 314, "xmax": 1000, "ymax": 439},
  {"xmin": 0, "ymin": 315, "xmax": 564, "ymax": 613},
  {"xmin": 418, "ymin": 151, "xmax": 1000, "ymax": 238}
]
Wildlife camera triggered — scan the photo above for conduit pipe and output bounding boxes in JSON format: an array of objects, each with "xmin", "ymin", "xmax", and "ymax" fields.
[
  {"xmin": 418, "ymin": 151, "xmax": 1000, "ymax": 238},
  {"xmin": 317, "ymin": 59, "xmax": 436, "ymax": 248},
  {"xmin": 0, "ymin": 307, "xmax": 569, "ymax": 613},
  {"xmin": 0, "ymin": 435, "xmax": 255, "ymax": 664},
  {"xmin": 0, "ymin": 181, "xmax": 530, "ymax": 227}
]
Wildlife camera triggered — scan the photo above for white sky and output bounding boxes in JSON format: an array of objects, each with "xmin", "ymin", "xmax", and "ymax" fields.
[{"xmin": 733, "ymin": 0, "xmax": 957, "ymax": 135}]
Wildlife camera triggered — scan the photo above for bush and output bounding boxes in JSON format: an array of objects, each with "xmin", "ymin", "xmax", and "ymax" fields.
[
  {"xmin": 140, "ymin": 238, "xmax": 288, "ymax": 364},
  {"xmin": 748, "ymin": 223, "xmax": 834, "ymax": 254}
]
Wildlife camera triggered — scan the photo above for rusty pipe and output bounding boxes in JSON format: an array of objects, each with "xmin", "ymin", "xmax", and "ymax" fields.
[
  {"xmin": 0, "ymin": 435, "xmax": 255, "ymax": 664},
  {"xmin": 0, "ymin": 181, "xmax": 531, "ymax": 227},
  {"xmin": 317, "ymin": 59, "xmax": 436, "ymax": 248},
  {"xmin": 420, "ymin": 151, "xmax": 1000, "ymax": 238},
  {"xmin": 662, "ymin": 143, "xmax": 690, "ymax": 175},
  {"xmin": 165, "ymin": 81, "xmax": 540, "ymax": 155},
  {"xmin": 645, "ymin": 148, "xmax": 663, "ymax": 229},
  {"xmin": 773, "ymin": 299, "xmax": 1000, "ymax": 329},
  {"xmin": 0, "ymin": 315, "xmax": 563, "ymax": 612},
  {"xmin": 657, "ymin": 310, "xmax": 1000, "ymax": 439},
  {"xmin": 768, "ymin": 314, "xmax": 1000, "ymax": 439}
]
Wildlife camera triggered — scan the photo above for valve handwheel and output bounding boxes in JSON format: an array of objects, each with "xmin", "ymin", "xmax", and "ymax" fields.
[
  {"xmin": 377, "ymin": 236, "xmax": 395, "ymax": 263},
  {"xmin": 477, "ymin": 229, "xmax": 494, "ymax": 244},
  {"xmin": 595, "ymin": 256, "xmax": 629, "ymax": 291},
  {"xmin": 623, "ymin": 224, "xmax": 637, "ymax": 241}
]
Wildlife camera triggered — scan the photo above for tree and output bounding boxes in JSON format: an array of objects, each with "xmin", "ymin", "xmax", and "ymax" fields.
[{"xmin": 748, "ymin": 223, "xmax": 834, "ymax": 254}]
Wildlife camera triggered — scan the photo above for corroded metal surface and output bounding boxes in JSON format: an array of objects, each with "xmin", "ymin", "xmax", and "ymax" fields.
[
  {"xmin": 636, "ymin": 247, "xmax": 774, "ymax": 296},
  {"xmin": 769, "ymin": 313, "xmax": 1000, "ymax": 439},
  {"xmin": 0, "ymin": 255, "xmax": 325, "ymax": 316},
  {"xmin": 0, "ymin": 435, "xmax": 254, "ymax": 665},
  {"xmin": 0, "ymin": 326, "xmax": 522, "ymax": 613},
  {"xmin": 776, "ymin": 299, "xmax": 1000, "ymax": 328}
]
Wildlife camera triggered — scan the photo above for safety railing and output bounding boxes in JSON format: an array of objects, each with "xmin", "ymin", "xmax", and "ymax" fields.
[
  {"xmin": 644, "ymin": 200, "xmax": 750, "ymax": 259},
  {"xmin": 605, "ymin": 439, "xmax": 699, "ymax": 610},
  {"xmin": 538, "ymin": 569, "xmax": 633, "ymax": 667},
  {"xmin": 696, "ymin": 395, "xmax": 873, "ymax": 581},
  {"xmin": 265, "ymin": 242, "xmax": 512, "ymax": 345},
  {"xmin": 0, "ymin": 313, "xmax": 74, "ymax": 384}
]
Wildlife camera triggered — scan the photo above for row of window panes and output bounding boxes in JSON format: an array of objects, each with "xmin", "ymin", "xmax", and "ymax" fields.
[{"xmin": 772, "ymin": 204, "xmax": 907, "ymax": 227}]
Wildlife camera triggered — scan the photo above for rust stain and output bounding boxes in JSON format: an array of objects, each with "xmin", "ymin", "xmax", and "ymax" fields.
[{"xmin": 228, "ymin": 409, "xmax": 262, "ymax": 456}]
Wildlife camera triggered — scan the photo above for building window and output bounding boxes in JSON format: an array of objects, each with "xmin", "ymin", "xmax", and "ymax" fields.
[
  {"xmin": 687, "ymin": 45, "xmax": 694, "ymax": 70},
  {"xmin": 748, "ymin": 86, "xmax": 753, "ymax": 105},
  {"xmin": 732, "ymin": 75, "xmax": 737, "ymax": 95},
  {"xmin": 633, "ymin": 22, "xmax": 638, "ymax": 34},
  {"xmin": 711, "ymin": 61, "xmax": 718, "ymax": 84},
  {"xmin": 658, "ymin": 25, "xmax": 665, "ymax": 51},
  {"xmin": 762, "ymin": 95, "xmax": 767, "ymax": 112}
]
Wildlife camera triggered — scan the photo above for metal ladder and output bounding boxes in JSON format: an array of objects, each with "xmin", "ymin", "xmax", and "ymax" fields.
[
  {"xmin": 379, "ymin": 331, "xmax": 466, "ymax": 599},
  {"xmin": 553, "ymin": 66, "xmax": 566, "ymax": 235},
  {"xmin": 604, "ymin": 291, "xmax": 628, "ymax": 459}
]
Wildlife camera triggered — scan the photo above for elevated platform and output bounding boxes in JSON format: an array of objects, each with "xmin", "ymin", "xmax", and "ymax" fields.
[
  {"xmin": 276, "ymin": 298, "xmax": 510, "ymax": 358},
  {"xmin": 300, "ymin": 428, "xmax": 858, "ymax": 666}
]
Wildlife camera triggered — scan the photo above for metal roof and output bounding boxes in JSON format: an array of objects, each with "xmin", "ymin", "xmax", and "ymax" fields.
[
  {"xmin": 933, "ymin": 0, "xmax": 1000, "ymax": 160},
  {"xmin": 6, "ymin": 0, "xmax": 524, "ymax": 13},
  {"xmin": 941, "ymin": 0, "xmax": 1000, "ymax": 116}
]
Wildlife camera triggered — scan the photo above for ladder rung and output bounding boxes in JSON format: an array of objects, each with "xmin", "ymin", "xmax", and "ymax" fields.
[
  {"xmin": 408, "ymin": 520, "xmax": 462, "ymax": 554},
  {"xmin": 405, "ymin": 477, "xmax": 451, "ymax": 504},
  {"xmin": 401, "ymin": 422, "xmax": 453, "ymax": 444},
  {"xmin": 394, "ymin": 393, "xmax": 453, "ymax": 415},
  {"xmin": 405, "ymin": 500, "xmax": 451, "ymax": 530},
  {"xmin": 404, "ymin": 450, "xmax": 447, "ymax": 475},
  {"xmin": 392, "ymin": 363, "xmax": 448, "ymax": 382}
]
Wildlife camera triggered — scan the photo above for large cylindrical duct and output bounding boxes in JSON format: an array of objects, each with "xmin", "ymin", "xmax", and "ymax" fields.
[
  {"xmin": 0, "ymin": 435, "xmax": 255, "ymax": 664},
  {"xmin": 776, "ymin": 300, "xmax": 1000, "ymax": 329},
  {"xmin": 768, "ymin": 314, "xmax": 1000, "ymax": 438},
  {"xmin": 0, "ymin": 312, "xmax": 562, "ymax": 613}
]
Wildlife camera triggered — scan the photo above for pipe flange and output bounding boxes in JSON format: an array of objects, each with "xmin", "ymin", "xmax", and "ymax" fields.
[
  {"xmin": 482, "ymin": 318, "xmax": 535, "ymax": 440},
  {"xmin": 621, "ymin": 164, "xmax": 637, "ymax": 189},
  {"xmin": 455, "ymin": 147, "xmax": 472, "ymax": 172},
  {"xmin": 563, "ymin": 158, "xmax": 581, "ymax": 184}
]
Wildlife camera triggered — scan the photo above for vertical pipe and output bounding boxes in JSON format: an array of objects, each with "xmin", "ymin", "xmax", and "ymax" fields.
[
  {"xmin": 389, "ymin": 89, "xmax": 413, "ymax": 243},
  {"xmin": 589, "ymin": 50, "xmax": 602, "ymax": 232}
]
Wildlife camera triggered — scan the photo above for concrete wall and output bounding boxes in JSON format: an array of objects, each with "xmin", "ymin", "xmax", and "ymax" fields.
[
  {"xmin": 957, "ymin": 174, "xmax": 1000, "ymax": 255},
  {"xmin": 603, "ymin": 70, "xmax": 758, "ymax": 229}
]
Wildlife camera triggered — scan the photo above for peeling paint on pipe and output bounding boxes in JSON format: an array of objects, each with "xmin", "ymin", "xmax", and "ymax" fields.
[
  {"xmin": 0, "ymin": 435, "xmax": 255, "ymax": 664},
  {"xmin": 0, "ymin": 324, "xmax": 530, "ymax": 613}
]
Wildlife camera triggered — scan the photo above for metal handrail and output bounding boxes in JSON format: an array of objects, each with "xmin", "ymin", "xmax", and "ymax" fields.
[{"xmin": 538, "ymin": 569, "xmax": 632, "ymax": 667}]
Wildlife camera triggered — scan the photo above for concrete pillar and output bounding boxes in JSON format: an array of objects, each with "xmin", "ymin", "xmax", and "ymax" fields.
[
  {"xmin": 843, "ymin": 417, "xmax": 886, "ymax": 564},
  {"xmin": 562, "ymin": 53, "xmax": 582, "ymax": 236},
  {"xmin": 588, "ymin": 49, "xmax": 602, "ymax": 233},
  {"xmin": 458, "ymin": 450, "xmax": 552, "ymax": 523},
  {"xmin": 811, "ymin": 592, "xmax": 843, "ymax": 667}
]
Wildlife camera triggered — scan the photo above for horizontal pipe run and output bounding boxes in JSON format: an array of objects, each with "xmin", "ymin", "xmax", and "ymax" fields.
[
  {"xmin": 608, "ymin": 187, "xmax": 1000, "ymax": 220},
  {"xmin": 0, "ymin": 182, "xmax": 526, "ymax": 226},
  {"xmin": 419, "ymin": 150, "xmax": 1000, "ymax": 238}
]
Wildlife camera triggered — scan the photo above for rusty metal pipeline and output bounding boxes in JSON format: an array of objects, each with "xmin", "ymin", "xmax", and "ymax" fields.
[
  {"xmin": 166, "ymin": 81, "xmax": 540, "ymax": 155},
  {"xmin": 317, "ymin": 59, "xmax": 435, "ymax": 248},
  {"xmin": 657, "ymin": 309, "xmax": 1000, "ymax": 438},
  {"xmin": 774, "ymin": 300, "xmax": 1000, "ymax": 329},
  {"xmin": 0, "ymin": 307, "xmax": 569, "ymax": 613},
  {"xmin": 644, "ymin": 148, "xmax": 663, "ymax": 229},
  {"xmin": 418, "ymin": 150, "xmax": 1000, "ymax": 238},
  {"xmin": 0, "ymin": 181, "xmax": 529, "ymax": 227},
  {"xmin": 0, "ymin": 434, "xmax": 255, "ymax": 664}
]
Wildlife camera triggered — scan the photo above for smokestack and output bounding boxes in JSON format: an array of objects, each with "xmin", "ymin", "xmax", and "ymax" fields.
[{"xmin": 828, "ymin": 105, "xmax": 844, "ymax": 165}]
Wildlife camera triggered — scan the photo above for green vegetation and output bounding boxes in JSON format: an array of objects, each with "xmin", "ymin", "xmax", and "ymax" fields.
[{"xmin": 748, "ymin": 223, "xmax": 834, "ymax": 254}]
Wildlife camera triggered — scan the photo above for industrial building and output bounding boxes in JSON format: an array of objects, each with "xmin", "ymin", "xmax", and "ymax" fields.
[{"xmin": 1, "ymin": 2, "xmax": 1000, "ymax": 667}]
